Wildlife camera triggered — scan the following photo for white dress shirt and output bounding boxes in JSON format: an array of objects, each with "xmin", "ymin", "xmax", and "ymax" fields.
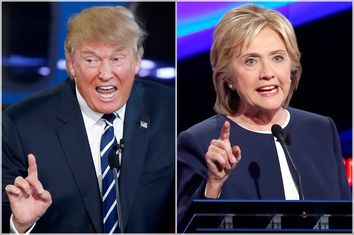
[
  {"xmin": 76, "ymin": 87, "xmax": 125, "ymax": 193},
  {"xmin": 273, "ymin": 111, "xmax": 299, "ymax": 200}
]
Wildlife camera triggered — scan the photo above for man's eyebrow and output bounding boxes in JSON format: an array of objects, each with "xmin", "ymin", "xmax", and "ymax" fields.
[
  {"xmin": 79, "ymin": 48, "xmax": 102, "ymax": 57},
  {"xmin": 80, "ymin": 47, "xmax": 127, "ymax": 56}
]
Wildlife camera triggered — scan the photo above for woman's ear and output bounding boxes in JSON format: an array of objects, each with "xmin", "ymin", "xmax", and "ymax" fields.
[{"xmin": 225, "ymin": 79, "xmax": 235, "ymax": 90}]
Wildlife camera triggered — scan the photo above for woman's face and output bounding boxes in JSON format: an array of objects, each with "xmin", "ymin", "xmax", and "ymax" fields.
[{"xmin": 230, "ymin": 27, "xmax": 291, "ymax": 114}]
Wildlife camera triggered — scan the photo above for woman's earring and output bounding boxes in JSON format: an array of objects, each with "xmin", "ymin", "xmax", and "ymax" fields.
[{"xmin": 228, "ymin": 84, "xmax": 234, "ymax": 90}]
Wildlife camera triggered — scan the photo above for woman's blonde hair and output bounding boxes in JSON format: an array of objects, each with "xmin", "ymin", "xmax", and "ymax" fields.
[
  {"xmin": 64, "ymin": 6, "xmax": 147, "ymax": 60},
  {"xmin": 211, "ymin": 4, "xmax": 302, "ymax": 115}
]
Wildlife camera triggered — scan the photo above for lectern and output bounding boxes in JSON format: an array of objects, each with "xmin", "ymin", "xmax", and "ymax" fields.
[{"xmin": 181, "ymin": 200, "xmax": 352, "ymax": 233}]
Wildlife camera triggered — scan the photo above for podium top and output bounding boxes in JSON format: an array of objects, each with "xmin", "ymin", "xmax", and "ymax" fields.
[
  {"xmin": 180, "ymin": 200, "xmax": 352, "ymax": 233},
  {"xmin": 190, "ymin": 199, "xmax": 352, "ymax": 215}
]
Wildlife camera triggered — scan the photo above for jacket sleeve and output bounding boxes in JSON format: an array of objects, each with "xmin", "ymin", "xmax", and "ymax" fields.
[
  {"xmin": 177, "ymin": 130, "xmax": 209, "ymax": 232},
  {"xmin": 328, "ymin": 117, "xmax": 352, "ymax": 199},
  {"xmin": 2, "ymin": 111, "xmax": 29, "ymax": 233}
]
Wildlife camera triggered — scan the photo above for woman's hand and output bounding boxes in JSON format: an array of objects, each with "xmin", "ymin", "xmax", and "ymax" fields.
[{"xmin": 205, "ymin": 121, "xmax": 241, "ymax": 198}]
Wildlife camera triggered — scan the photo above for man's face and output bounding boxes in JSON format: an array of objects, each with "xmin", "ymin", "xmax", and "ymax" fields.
[{"xmin": 67, "ymin": 41, "xmax": 141, "ymax": 114}]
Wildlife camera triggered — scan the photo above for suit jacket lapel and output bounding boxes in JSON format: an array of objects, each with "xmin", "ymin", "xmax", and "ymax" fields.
[
  {"xmin": 55, "ymin": 79, "xmax": 103, "ymax": 232},
  {"xmin": 120, "ymin": 81, "xmax": 150, "ymax": 230}
]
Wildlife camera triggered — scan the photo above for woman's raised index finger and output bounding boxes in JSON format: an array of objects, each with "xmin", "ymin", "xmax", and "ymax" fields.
[{"xmin": 219, "ymin": 120, "xmax": 231, "ymax": 141}]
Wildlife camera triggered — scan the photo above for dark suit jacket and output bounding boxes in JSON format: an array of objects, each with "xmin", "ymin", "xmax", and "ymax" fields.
[
  {"xmin": 177, "ymin": 108, "xmax": 351, "ymax": 231},
  {"xmin": 2, "ymin": 78, "xmax": 175, "ymax": 233}
]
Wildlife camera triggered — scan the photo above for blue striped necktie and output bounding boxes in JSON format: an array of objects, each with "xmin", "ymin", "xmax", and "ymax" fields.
[{"xmin": 100, "ymin": 113, "xmax": 119, "ymax": 234}]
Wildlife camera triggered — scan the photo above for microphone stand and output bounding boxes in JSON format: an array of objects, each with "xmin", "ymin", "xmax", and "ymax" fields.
[
  {"xmin": 277, "ymin": 138, "xmax": 304, "ymax": 200},
  {"xmin": 272, "ymin": 125, "xmax": 304, "ymax": 200},
  {"xmin": 109, "ymin": 140, "xmax": 124, "ymax": 233}
]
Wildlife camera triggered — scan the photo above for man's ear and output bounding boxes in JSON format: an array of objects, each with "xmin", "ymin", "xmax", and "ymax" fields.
[
  {"xmin": 134, "ymin": 55, "xmax": 142, "ymax": 75},
  {"xmin": 66, "ymin": 57, "xmax": 76, "ymax": 79}
]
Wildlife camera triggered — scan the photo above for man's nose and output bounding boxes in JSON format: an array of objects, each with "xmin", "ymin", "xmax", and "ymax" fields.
[{"xmin": 98, "ymin": 61, "xmax": 114, "ymax": 81}]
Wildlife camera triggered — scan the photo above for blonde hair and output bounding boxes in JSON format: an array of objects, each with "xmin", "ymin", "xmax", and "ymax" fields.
[
  {"xmin": 64, "ymin": 6, "xmax": 147, "ymax": 59},
  {"xmin": 211, "ymin": 4, "xmax": 302, "ymax": 115}
]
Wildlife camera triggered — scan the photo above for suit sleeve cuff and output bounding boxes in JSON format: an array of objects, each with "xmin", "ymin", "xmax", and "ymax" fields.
[
  {"xmin": 204, "ymin": 180, "xmax": 222, "ymax": 198},
  {"xmin": 10, "ymin": 214, "xmax": 36, "ymax": 234}
]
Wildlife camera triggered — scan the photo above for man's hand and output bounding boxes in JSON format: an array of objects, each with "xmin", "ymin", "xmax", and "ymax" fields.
[
  {"xmin": 5, "ymin": 154, "xmax": 52, "ymax": 233},
  {"xmin": 205, "ymin": 121, "xmax": 241, "ymax": 198}
]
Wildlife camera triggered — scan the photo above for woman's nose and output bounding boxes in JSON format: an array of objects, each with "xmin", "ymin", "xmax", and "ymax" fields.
[{"xmin": 259, "ymin": 62, "xmax": 275, "ymax": 80}]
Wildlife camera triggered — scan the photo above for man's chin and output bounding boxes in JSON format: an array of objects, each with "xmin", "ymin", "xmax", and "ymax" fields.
[{"xmin": 95, "ymin": 102, "xmax": 123, "ymax": 114}]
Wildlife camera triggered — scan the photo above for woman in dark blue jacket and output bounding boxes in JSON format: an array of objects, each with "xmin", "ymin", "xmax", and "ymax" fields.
[{"xmin": 177, "ymin": 4, "xmax": 351, "ymax": 231}]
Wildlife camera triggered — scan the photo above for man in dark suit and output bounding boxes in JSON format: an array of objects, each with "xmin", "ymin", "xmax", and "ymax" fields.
[{"xmin": 2, "ymin": 6, "xmax": 174, "ymax": 233}]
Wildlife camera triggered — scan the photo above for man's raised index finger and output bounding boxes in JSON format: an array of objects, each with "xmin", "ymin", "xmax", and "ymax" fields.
[{"xmin": 27, "ymin": 153, "xmax": 38, "ymax": 179}]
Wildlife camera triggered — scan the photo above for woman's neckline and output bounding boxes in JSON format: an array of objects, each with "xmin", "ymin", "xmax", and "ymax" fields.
[{"xmin": 226, "ymin": 109, "xmax": 290, "ymax": 134}]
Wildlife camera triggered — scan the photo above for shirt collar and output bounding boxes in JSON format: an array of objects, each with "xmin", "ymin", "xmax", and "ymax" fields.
[{"xmin": 75, "ymin": 86, "xmax": 126, "ymax": 129}]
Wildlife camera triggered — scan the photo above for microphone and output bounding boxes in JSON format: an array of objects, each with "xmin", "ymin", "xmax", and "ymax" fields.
[
  {"xmin": 118, "ymin": 139, "xmax": 124, "ymax": 153},
  {"xmin": 108, "ymin": 144, "xmax": 120, "ymax": 171},
  {"xmin": 108, "ymin": 139, "xmax": 124, "ymax": 233},
  {"xmin": 271, "ymin": 124, "xmax": 304, "ymax": 200},
  {"xmin": 108, "ymin": 139, "xmax": 124, "ymax": 171},
  {"xmin": 249, "ymin": 162, "xmax": 261, "ymax": 199}
]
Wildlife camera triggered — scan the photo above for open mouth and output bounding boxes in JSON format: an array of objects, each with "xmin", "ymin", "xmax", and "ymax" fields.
[
  {"xmin": 96, "ymin": 85, "xmax": 117, "ymax": 99},
  {"xmin": 256, "ymin": 85, "xmax": 278, "ymax": 95}
]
